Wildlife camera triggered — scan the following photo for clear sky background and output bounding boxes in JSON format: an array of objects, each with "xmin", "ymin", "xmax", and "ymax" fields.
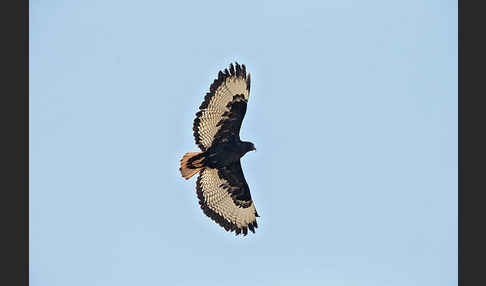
[{"xmin": 30, "ymin": 1, "xmax": 457, "ymax": 285}]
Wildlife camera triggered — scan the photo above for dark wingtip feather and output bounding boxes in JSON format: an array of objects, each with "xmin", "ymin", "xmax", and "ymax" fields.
[
  {"xmin": 241, "ymin": 64, "xmax": 247, "ymax": 79},
  {"xmin": 246, "ymin": 73, "xmax": 251, "ymax": 92},
  {"xmin": 235, "ymin": 62, "xmax": 241, "ymax": 77}
]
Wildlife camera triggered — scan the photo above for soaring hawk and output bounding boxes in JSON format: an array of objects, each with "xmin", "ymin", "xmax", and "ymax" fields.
[{"xmin": 180, "ymin": 62, "xmax": 259, "ymax": 236}]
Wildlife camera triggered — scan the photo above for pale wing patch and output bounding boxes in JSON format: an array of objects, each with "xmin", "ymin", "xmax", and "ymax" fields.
[
  {"xmin": 196, "ymin": 76, "xmax": 249, "ymax": 150},
  {"xmin": 197, "ymin": 168, "xmax": 258, "ymax": 234},
  {"xmin": 193, "ymin": 63, "xmax": 250, "ymax": 151}
]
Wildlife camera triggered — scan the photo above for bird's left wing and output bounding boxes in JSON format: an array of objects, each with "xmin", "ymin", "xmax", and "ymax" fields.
[
  {"xmin": 196, "ymin": 161, "xmax": 259, "ymax": 236},
  {"xmin": 193, "ymin": 62, "xmax": 251, "ymax": 151}
]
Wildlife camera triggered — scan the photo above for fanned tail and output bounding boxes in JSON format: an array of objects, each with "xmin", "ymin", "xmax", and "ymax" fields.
[{"xmin": 179, "ymin": 152, "xmax": 205, "ymax": 180}]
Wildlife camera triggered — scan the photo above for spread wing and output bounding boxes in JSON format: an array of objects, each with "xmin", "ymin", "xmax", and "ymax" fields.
[
  {"xmin": 193, "ymin": 62, "xmax": 251, "ymax": 151},
  {"xmin": 196, "ymin": 162, "xmax": 259, "ymax": 236}
]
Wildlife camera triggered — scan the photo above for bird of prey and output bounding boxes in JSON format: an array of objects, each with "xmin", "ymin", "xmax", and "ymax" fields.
[{"xmin": 180, "ymin": 62, "xmax": 259, "ymax": 236}]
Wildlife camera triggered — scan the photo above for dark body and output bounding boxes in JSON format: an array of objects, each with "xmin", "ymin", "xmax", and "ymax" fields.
[
  {"xmin": 205, "ymin": 141, "xmax": 255, "ymax": 169},
  {"xmin": 188, "ymin": 140, "xmax": 255, "ymax": 203}
]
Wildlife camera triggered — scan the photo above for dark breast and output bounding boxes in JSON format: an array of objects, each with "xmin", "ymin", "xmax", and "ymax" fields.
[{"xmin": 205, "ymin": 142, "xmax": 245, "ymax": 169}]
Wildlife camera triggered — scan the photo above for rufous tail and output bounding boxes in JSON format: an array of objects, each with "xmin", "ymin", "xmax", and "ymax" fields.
[{"xmin": 179, "ymin": 152, "xmax": 205, "ymax": 180}]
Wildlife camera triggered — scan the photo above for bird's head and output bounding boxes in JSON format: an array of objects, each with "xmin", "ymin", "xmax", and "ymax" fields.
[
  {"xmin": 249, "ymin": 142, "xmax": 256, "ymax": 152},
  {"xmin": 243, "ymin": 141, "xmax": 256, "ymax": 153}
]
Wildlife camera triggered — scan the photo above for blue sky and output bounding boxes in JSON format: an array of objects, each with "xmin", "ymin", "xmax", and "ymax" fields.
[{"xmin": 30, "ymin": 1, "xmax": 457, "ymax": 285}]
